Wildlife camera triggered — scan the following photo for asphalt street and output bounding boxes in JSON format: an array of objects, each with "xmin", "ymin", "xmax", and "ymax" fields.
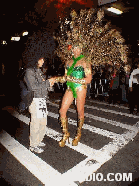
[{"xmin": 0, "ymin": 93, "xmax": 139, "ymax": 186}]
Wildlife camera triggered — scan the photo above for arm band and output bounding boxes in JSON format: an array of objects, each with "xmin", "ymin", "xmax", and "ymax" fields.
[
  {"xmin": 85, "ymin": 67, "xmax": 92, "ymax": 76},
  {"xmin": 67, "ymin": 76, "xmax": 86, "ymax": 85},
  {"xmin": 55, "ymin": 76, "xmax": 66, "ymax": 83}
]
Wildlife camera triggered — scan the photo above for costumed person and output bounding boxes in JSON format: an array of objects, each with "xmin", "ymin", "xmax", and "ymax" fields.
[
  {"xmin": 55, "ymin": 45, "xmax": 92, "ymax": 147},
  {"xmin": 22, "ymin": 31, "xmax": 56, "ymax": 153},
  {"xmin": 53, "ymin": 8, "xmax": 128, "ymax": 147}
]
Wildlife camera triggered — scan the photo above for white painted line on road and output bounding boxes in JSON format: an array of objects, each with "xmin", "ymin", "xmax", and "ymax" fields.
[
  {"xmin": 13, "ymin": 111, "xmax": 30, "ymax": 124},
  {"xmin": 84, "ymin": 104, "xmax": 139, "ymax": 119},
  {"xmin": 62, "ymin": 124, "xmax": 139, "ymax": 183},
  {"xmin": 12, "ymin": 109, "xmax": 138, "ymax": 141},
  {"xmin": 5, "ymin": 110, "xmax": 112, "ymax": 185},
  {"xmin": 86, "ymin": 99, "xmax": 130, "ymax": 110},
  {"xmin": 49, "ymin": 99, "xmax": 139, "ymax": 118},
  {"xmin": 46, "ymin": 124, "xmax": 116, "ymax": 164},
  {"xmin": 84, "ymin": 113, "xmax": 138, "ymax": 131},
  {"xmin": 11, "ymin": 111, "xmax": 114, "ymax": 183},
  {"xmin": 100, "ymin": 122, "xmax": 139, "ymax": 156},
  {"xmin": 12, "ymin": 110, "xmax": 117, "ymax": 160},
  {"xmin": 45, "ymin": 125, "xmax": 121, "ymax": 183},
  {"xmin": 47, "ymin": 101, "xmax": 139, "ymax": 131},
  {"xmin": 0, "ymin": 130, "xmax": 62, "ymax": 186},
  {"xmin": 62, "ymin": 157, "xmax": 102, "ymax": 183},
  {"xmin": 12, "ymin": 110, "xmax": 139, "ymax": 158},
  {"xmin": 46, "ymin": 127, "xmax": 100, "ymax": 158},
  {"xmin": 8, "ymin": 108, "xmax": 139, "ymax": 184},
  {"xmin": 61, "ymin": 120, "xmax": 139, "ymax": 183},
  {"xmin": 15, "ymin": 113, "xmax": 30, "ymax": 123},
  {"xmin": 54, "ymin": 98, "xmax": 130, "ymax": 110},
  {"xmin": 47, "ymin": 111, "xmax": 139, "ymax": 143},
  {"xmin": 12, "ymin": 111, "xmax": 105, "ymax": 158}
]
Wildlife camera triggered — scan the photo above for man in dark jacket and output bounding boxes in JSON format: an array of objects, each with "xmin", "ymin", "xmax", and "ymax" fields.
[{"xmin": 24, "ymin": 57, "xmax": 55, "ymax": 153}]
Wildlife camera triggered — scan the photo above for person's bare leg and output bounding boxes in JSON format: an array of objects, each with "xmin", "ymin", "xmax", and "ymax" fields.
[
  {"xmin": 59, "ymin": 89, "xmax": 74, "ymax": 147},
  {"xmin": 59, "ymin": 89, "xmax": 74, "ymax": 117},
  {"xmin": 76, "ymin": 87, "xmax": 86, "ymax": 118},
  {"xmin": 72, "ymin": 87, "xmax": 87, "ymax": 146}
]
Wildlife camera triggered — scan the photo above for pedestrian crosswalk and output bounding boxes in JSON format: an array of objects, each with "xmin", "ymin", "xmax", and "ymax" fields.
[{"xmin": 0, "ymin": 99, "xmax": 139, "ymax": 185}]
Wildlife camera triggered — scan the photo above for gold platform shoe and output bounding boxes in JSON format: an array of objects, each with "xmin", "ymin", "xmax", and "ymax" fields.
[
  {"xmin": 59, "ymin": 117, "xmax": 70, "ymax": 147},
  {"xmin": 72, "ymin": 118, "xmax": 84, "ymax": 146}
]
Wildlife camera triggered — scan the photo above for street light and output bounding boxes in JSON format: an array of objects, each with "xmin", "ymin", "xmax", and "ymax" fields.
[
  {"xmin": 22, "ymin": 31, "xmax": 28, "ymax": 36},
  {"xmin": 11, "ymin": 37, "xmax": 20, "ymax": 41},
  {"xmin": 2, "ymin": 40, "xmax": 7, "ymax": 45},
  {"xmin": 107, "ymin": 7, "xmax": 123, "ymax": 14}
]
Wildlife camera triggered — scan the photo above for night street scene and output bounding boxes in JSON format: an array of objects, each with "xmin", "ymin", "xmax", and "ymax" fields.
[{"xmin": 0, "ymin": 0, "xmax": 139, "ymax": 186}]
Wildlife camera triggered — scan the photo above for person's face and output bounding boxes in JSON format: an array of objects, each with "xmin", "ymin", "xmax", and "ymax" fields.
[
  {"xmin": 73, "ymin": 47, "xmax": 81, "ymax": 57},
  {"xmin": 124, "ymin": 65, "xmax": 131, "ymax": 73},
  {"xmin": 38, "ymin": 58, "xmax": 44, "ymax": 68}
]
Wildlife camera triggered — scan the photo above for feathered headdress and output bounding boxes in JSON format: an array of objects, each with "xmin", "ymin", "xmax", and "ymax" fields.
[{"xmin": 54, "ymin": 8, "xmax": 128, "ymax": 68}]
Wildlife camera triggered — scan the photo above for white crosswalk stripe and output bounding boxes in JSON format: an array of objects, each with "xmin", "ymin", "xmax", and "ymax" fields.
[
  {"xmin": 45, "ymin": 111, "xmax": 139, "ymax": 183},
  {"xmin": 85, "ymin": 104, "xmax": 139, "ymax": 118},
  {"xmin": 0, "ymin": 130, "xmax": 63, "ymax": 186},
  {"xmin": 52, "ymin": 99, "xmax": 139, "ymax": 118},
  {"xmin": 1, "ymin": 99, "xmax": 139, "ymax": 185},
  {"xmin": 47, "ymin": 100, "xmax": 138, "ymax": 130},
  {"xmin": 54, "ymin": 98, "xmax": 136, "ymax": 111},
  {"xmin": 86, "ymin": 99, "xmax": 129, "ymax": 110}
]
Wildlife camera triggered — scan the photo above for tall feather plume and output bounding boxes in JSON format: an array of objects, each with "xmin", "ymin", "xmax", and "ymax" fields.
[{"xmin": 54, "ymin": 8, "xmax": 128, "ymax": 68}]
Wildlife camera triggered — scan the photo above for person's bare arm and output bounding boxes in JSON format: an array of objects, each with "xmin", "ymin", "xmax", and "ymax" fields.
[{"xmin": 83, "ymin": 61, "xmax": 92, "ymax": 84}]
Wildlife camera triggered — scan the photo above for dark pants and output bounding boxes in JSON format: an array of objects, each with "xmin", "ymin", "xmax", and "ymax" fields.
[
  {"xmin": 129, "ymin": 84, "xmax": 139, "ymax": 114},
  {"xmin": 86, "ymin": 84, "xmax": 91, "ymax": 97},
  {"xmin": 109, "ymin": 88, "xmax": 120, "ymax": 104}
]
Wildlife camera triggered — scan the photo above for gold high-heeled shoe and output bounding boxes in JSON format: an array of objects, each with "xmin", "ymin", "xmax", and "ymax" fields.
[
  {"xmin": 59, "ymin": 117, "xmax": 70, "ymax": 147},
  {"xmin": 72, "ymin": 118, "xmax": 84, "ymax": 146}
]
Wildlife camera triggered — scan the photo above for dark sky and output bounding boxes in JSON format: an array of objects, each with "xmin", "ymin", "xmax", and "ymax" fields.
[
  {"xmin": 0, "ymin": 0, "xmax": 97, "ymax": 40},
  {"xmin": 0, "ymin": 0, "xmax": 138, "ymax": 49}
]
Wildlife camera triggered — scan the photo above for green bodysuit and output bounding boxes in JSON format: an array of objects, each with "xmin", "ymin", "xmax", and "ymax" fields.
[{"xmin": 66, "ymin": 55, "xmax": 85, "ymax": 98}]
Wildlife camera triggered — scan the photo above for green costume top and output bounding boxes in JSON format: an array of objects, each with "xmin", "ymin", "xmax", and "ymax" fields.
[{"xmin": 66, "ymin": 55, "xmax": 85, "ymax": 98}]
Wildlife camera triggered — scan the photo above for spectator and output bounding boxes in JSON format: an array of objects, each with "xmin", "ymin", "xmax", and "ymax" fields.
[
  {"xmin": 90, "ymin": 67, "xmax": 96, "ymax": 98},
  {"xmin": 86, "ymin": 83, "xmax": 91, "ymax": 99},
  {"xmin": 109, "ymin": 67, "xmax": 120, "ymax": 104},
  {"xmin": 119, "ymin": 67, "xmax": 128, "ymax": 103},
  {"xmin": 24, "ymin": 57, "xmax": 55, "ymax": 153},
  {"xmin": 129, "ymin": 63, "xmax": 139, "ymax": 114},
  {"xmin": 124, "ymin": 64, "xmax": 131, "ymax": 103}
]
